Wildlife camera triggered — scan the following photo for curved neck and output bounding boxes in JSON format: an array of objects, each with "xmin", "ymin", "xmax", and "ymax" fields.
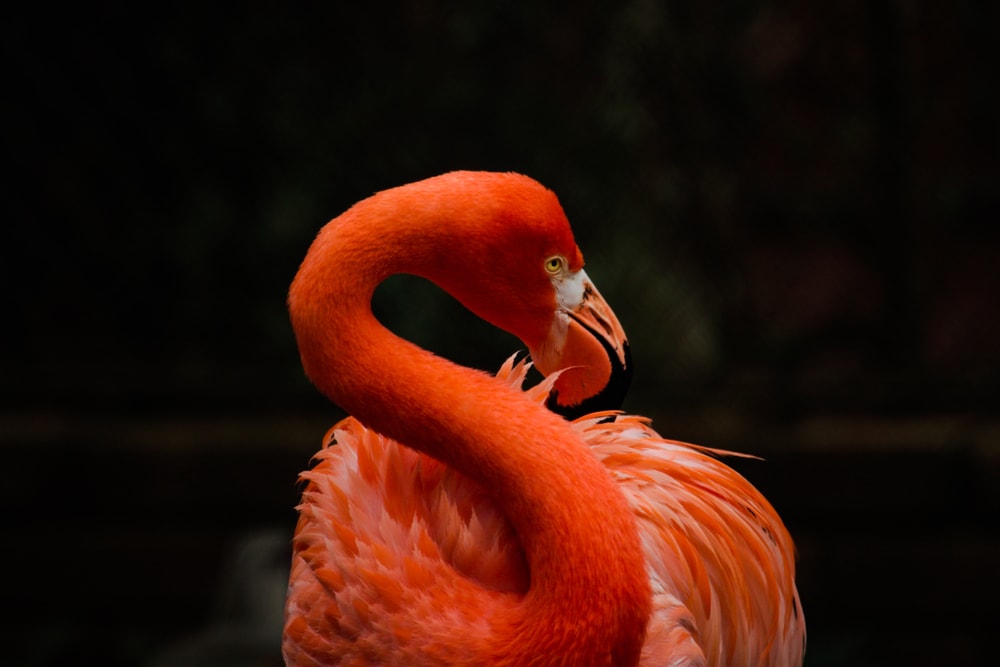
[{"xmin": 289, "ymin": 197, "xmax": 651, "ymax": 665}]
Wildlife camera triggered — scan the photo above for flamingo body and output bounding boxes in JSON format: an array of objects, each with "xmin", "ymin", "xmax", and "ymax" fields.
[{"xmin": 284, "ymin": 172, "xmax": 805, "ymax": 666}]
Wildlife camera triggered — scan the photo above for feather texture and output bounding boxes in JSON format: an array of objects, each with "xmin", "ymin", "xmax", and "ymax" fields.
[
  {"xmin": 284, "ymin": 171, "xmax": 804, "ymax": 666},
  {"xmin": 284, "ymin": 357, "xmax": 805, "ymax": 666}
]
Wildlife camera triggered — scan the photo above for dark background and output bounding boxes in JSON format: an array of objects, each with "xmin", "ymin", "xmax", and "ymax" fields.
[{"xmin": 4, "ymin": 2, "xmax": 998, "ymax": 666}]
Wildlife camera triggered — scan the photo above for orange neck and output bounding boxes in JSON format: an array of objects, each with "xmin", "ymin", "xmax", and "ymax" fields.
[{"xmin": 289, "ymin": 181, "xmax": 651, "ymax": 665}]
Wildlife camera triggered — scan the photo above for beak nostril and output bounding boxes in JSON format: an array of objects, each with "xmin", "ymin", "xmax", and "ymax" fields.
[
  {"xmin": 594, "ymin": 313, "xmax": 614, "ymax": 338},
  {"xmin": 580, "ymin": 283, "xmax": 618, "ymax": 341}
]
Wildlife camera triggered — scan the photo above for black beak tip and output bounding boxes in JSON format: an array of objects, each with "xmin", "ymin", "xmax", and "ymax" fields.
[{"xmin": 545, "ymin": 341, "xmax": 633, "ymax": 421}]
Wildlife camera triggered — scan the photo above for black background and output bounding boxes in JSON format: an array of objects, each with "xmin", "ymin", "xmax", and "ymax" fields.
[{"xmin": 4, "ymin": 2, "xmax": 998, "ymax": 665}]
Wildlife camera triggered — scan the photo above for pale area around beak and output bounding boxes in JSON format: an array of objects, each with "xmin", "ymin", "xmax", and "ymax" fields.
[
  {"xmin": 553, "ymin": 268, "xmax": 590, "ymax": 312},
  {"xmin": 542, "ymin": 268, "xmax": 591, "ymax": 359}
]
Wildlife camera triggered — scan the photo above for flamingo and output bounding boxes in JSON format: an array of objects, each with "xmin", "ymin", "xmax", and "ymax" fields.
[{"xmin": 284, "ymin": 171, "xmax": 805, "ymax": 666}]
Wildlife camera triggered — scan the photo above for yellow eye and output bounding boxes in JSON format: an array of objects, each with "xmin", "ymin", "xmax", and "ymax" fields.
[{"xmin": 544, "ymin": 256, "xmax": 565, "ymax": 275}]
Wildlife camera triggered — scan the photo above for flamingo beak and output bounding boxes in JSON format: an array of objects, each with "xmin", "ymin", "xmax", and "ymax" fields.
[{"xmin": 530, "ymin": 270, "xmax": 632, "ymax": 420}]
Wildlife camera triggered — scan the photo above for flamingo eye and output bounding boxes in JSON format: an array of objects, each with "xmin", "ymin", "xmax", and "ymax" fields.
[{"xmin": 544, "ymin": 256, "xmax": 565, "ymax": 275}]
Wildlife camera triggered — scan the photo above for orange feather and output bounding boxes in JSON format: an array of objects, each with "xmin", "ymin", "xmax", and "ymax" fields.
[{"xmin": 284, "ymin": 172, "xmax": 805, "ymax": 666}]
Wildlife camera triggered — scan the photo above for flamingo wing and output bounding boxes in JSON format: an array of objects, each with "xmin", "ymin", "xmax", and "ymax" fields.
[{"xmin": 577, "ymin": 413, "xmax": 806, "ymax": 667}]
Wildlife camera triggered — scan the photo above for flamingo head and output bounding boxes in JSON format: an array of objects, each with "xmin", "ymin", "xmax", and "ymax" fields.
[{"xmin": 400, "ymin": 172, "xmax": 632, "ymax": 420}]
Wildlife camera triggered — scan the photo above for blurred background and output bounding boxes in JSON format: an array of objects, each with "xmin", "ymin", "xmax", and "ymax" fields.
[{"xmin": 3, "ymin": 1, "xmax": 998, "ymax": 665}]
